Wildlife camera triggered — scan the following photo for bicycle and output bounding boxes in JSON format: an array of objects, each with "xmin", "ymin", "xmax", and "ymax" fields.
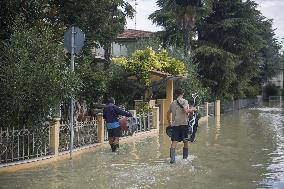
[{"xmin": 186, "ymin": 93, "xmax": 199, "ymax": 142}]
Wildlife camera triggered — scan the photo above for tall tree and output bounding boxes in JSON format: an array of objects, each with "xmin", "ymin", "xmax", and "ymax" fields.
[
  {"xmin": 0, "ymin": 0, "xmax": 135, "ymax": 117},
  {"xmin": 0, "ymin": 0, "xmax": 134, "ymax": 59},
  {"xmin": 192, "ymin": 45, "xmax": 237, "ymax": 99},
  {"xmin": 149, "ymin": 0, "xmax": 210, "ymax": 54},
  {"xmin": 175, "ymin": 0, "xmax": 202, "ymax": 54},
  {"xmin": 0, "ymin": 19, "xmax": 80, "ymax": 127},
  {"xmin": 193, "ymin": 0, "xmax": 282, "ymax": 99},
  {"xmin": 258, "ymin": 19, "xmax": 282, "ymax": 83},
  {"xmin": 150, "ymin": 0, "xmax": 282, "ymax": 99},
  {"xmin": 0, "ymin": 0, "xmax": 64, "ymax": 41}
]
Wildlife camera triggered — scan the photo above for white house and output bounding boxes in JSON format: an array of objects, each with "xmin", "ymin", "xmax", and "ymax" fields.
[{"xmin": 92, "ymin": 29, "xmax": 154, "ymax": 59}]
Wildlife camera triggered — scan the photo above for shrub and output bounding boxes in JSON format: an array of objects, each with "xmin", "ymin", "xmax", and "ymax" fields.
[
  {"xmin": 263, "ymin": 83, "xmax": 280, "ymax": 99},
  {"xmin": 0, "ymin": 19, "xmax": 80, "ymax": 127}
]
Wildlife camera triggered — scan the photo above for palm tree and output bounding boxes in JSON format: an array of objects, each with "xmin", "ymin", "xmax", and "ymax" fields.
[
  {"xmin": 150, "ymin": 0, "xmax": 210, "ymax": 55},
  {"xmin": 175, "ymin": 0, "xmax": 202, "ymax": 55}
]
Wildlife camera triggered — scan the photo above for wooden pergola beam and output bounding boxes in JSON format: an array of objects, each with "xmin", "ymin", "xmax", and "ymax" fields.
[{"xmin": 128, "ymin": 69, "xmax": 186, "ymax": 125}]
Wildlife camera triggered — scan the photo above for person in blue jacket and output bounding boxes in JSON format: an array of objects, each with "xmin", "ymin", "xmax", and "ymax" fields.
[{"xmin": 103, "ymin": 97, "xmax": 132, "ymax": 152}]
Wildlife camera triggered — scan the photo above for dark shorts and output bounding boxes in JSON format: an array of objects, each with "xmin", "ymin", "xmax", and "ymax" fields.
[
  {"xmin": 107, "ymin": 127, "xmax": 121, "ymax": 138},
  {"xmin": 171, "ymin": 125, "xmax": 189, "ymax": 142}
]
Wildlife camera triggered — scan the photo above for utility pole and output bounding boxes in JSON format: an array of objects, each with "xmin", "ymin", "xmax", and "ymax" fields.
[{"xmin": 134, "ymin": 0, "xmax": 138, "ymax": 29}]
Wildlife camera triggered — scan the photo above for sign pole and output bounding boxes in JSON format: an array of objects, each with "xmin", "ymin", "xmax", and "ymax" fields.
[
  {"xmin": 70, "ymin": 26, "xmax": 75, "ymax": 159},
  {"xmin": 64, "ymin": 26, "xmax": 85, "ymax": 159}
]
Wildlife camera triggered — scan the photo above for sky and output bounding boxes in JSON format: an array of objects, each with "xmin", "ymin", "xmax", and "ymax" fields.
[
  {"xmin": 126, "ymin": 0, "xmax": 162, "ymax": 31},
  {"xmin": 126, "ymin": 0, "xmax": 284, "ymax": 43}
]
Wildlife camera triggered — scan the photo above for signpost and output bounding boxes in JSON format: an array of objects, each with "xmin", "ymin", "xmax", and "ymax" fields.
[{"xmin": 64, "ymin": 26, "xmax": 85, "ymax": 158}]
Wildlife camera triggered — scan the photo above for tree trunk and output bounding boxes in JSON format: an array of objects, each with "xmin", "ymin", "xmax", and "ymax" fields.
[
  {"xmin": 183, "ymin": 26, "xmax": 191, "ymax": 56},
  {"xmin": 144, "ymin": 87, "xmax": 153, "ymax": 102},
  {"xmin": 103, "ymin": 43, "xmax": 111, "ymax": 69}
]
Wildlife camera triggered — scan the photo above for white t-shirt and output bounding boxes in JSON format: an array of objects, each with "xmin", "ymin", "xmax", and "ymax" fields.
[{"xmin": 168, "ymin": 98, "xmax": 189, "ymax": 126}]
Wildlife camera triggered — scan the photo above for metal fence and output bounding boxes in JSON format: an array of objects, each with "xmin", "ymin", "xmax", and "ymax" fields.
[
  {"xmin": 221, "ymin": 100, "xmax": 236, "ymax": 113},
  {"xmin": 222, "ymin": 98, "xmax": 258, "ymax": 113},
  {"xmin": 136, "ymin": 112, "xmax": 153, "ymax": 132},
  {"xmin": 0, "ymin": 124, "xmax": 50, "ymax": 164},
  {"xmin": 269, "ymin": 96, "xmax": 283, "ymax": 107},
  {"xmin": 239, "ymin": 99, "xmax": 258, "ymax": 109},
  {"xmin": 198, "ymin": 105, "xmax": 206, "ymax": 117},
  {"xmin": 0, "ymin": 111, "xmax": 155, "ymax": 164},
  {"xmin": 269, "ymin": 96, "xmax": 283, "ymax": 102},
  {"xmin": 104, "ymin": 112, "xmax": 154, "ymax": 141},
  {"xmin": 59, "ymin": 120, "xmax": 98, "ymax": 152}
]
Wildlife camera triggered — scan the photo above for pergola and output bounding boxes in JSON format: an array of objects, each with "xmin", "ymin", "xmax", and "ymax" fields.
[{"xmin": 129, "ymin": 69, "xmax": 185, "ymax": 125}]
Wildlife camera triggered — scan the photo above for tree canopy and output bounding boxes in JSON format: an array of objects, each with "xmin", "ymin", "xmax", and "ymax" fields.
[
  {"xmin": 149, "ymin": 0, "xmax": 211, "ymax": 53},
  {"xmin": 113, "ymin": 48, "xmax": 187, "ymax": 86},
  {"xmin": 194, "ymin": 0, "xmax": 282, "ymax": 99},
  {"xmin": 0, "ymin": 0, "xmax": 282, "ymax": 128},
  {"xmin": 0, "ymin": 0, "xmax": 134, "ymax": 127},
  {"xmin": 0, "ymin": 20, "xmax": 80, "ymax": 127},
  {"xmin": 150, "ymin": 0, "xmax": 282, "ymax": 100},
  {"xmin": 0, "ymin": 0, "xmax": 134, "ymax": 50}
]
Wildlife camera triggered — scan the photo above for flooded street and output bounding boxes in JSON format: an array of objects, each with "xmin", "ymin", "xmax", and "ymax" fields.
[{"xmin": 0, "ymin": 104, "xmax": 283, "ymax": 189}]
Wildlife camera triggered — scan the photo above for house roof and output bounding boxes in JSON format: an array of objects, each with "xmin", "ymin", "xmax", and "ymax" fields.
[{"xmin": 117, "ymin": 29, "xmax": 154, "ymax": 40}]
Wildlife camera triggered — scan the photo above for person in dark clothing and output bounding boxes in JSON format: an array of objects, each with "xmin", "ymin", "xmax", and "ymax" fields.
[{"xmin": 103, "ymin": 97, "xmax": 132, "ymax": 152}]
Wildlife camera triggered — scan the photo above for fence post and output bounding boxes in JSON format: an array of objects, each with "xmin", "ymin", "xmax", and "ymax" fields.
[
  {"xmin": 152, "ymin": 107, "xmax": 159, "ymax": 130},
  {"xmin": 157, "ymin": 99, "xmax": 166, "ymax": 126},
  {"xmin": 204, "ymin": 102, "xmax": 209, "ymax": 117},
  {"xmin": 237, "ymin": 99, "xmax": 241, "ymax": 110},
  {"xmin": 49, "ymin": 118, "xmax": 60, "ymax": 156},
  {"xmin": 215, "ymin": 100, "xmax": 221, "ymax": 116},
  {"xmin": 97, "ymin": 113, "xmax": 105, "ymax": 143},
  {"xmin": 129, "ymin": 110, "xmax": 137, "ymax": 117},
  {"xmin": 165, "ymin": 80, "xmax": 173, "ymax": 124},
  {"xmin": 149, "ymin": 100, "xmax": 156, "ymax": 108}
]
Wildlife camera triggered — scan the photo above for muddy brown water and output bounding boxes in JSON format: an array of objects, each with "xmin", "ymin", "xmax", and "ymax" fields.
[{"xmin": 0, "ymin": 104, "xmax": 283, "ymax": 189}]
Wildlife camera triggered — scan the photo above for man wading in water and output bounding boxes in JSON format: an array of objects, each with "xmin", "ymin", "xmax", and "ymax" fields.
[
  {"xmin": 167, "ymin": 89, "xmax": 196, "ymax": 163},
  {"xmin": 103, "ymin": 97, "xmax": 132, "ymax": 152}
]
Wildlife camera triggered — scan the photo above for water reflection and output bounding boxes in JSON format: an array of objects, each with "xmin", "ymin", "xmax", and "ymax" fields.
[
  {"xmin": 0, "ymin": 104, "xmax": 283, "ymax": 189},
  {"xmin": 215, "ymin": 115, "xmax": 221, "ymax": 141}
]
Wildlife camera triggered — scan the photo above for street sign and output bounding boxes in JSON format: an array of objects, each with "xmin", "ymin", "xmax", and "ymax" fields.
[
  {"xmin": 64, "ymin": 27, "xmax": 85, "ymax": 55},
  {"xmin": 63, "ymin": 26, "xmax": 85, "ymax": 159}
]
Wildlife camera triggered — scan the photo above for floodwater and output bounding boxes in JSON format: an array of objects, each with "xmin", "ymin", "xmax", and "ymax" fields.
[{"xmin": 0, "ymin": 103, "xmax": 283, "ymax": 189}]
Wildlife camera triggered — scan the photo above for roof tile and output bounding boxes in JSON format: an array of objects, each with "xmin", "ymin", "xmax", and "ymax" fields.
[{"xmin": 117, "ymin": 29, "xmax": 154, "ymax": 39}]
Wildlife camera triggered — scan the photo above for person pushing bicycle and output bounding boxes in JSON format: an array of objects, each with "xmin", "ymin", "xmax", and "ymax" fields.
[{"xmin": 167, "ymin": 89, "xmax": 197, "ymax": 164}]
